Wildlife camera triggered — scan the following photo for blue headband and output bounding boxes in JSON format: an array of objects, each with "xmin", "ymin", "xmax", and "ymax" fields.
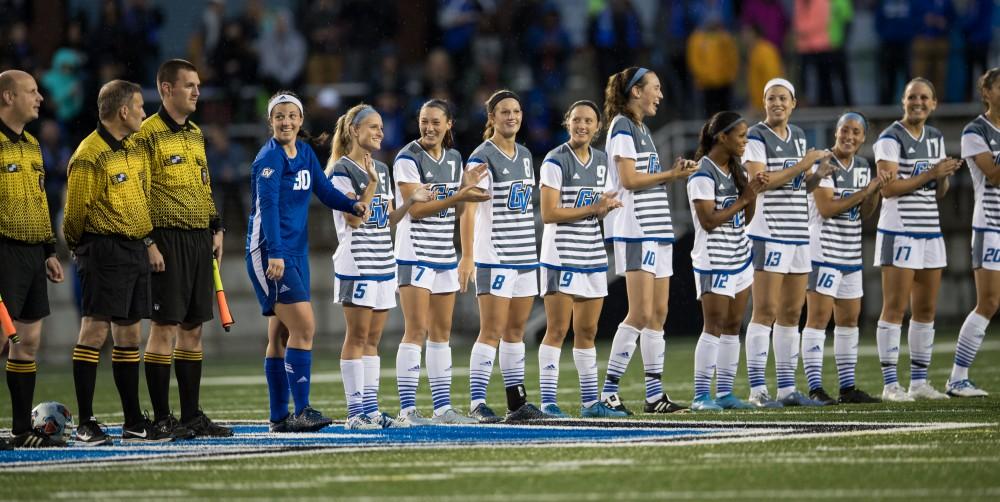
[
  {"xmin": 351, "ymin": 106, "xmax": 378, "ymax": 126},
  {"xmin": 837, "ymin": 112, "xmax": 867, "ymax": 133},
  {"xmin": 625, "ymin": 68, "xmax": 650, "ymax": 94}
]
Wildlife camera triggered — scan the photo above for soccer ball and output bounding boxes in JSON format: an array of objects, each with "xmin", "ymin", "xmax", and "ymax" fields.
[{"xmin": 31, "ymin": 402, "xmax": 74, "ymax": 443}]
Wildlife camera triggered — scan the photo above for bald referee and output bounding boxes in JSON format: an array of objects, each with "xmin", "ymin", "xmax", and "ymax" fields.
[
  {"xmin": 64, "ymin": 80, "xmax": 172, "ymax": 444},
  {"xmin": 0, "ymin": 70, "xmax": 65, "ymax": 448},
  {"xmin": 138, "ymin": 59, "xmax": 231, "ymax": 438}
]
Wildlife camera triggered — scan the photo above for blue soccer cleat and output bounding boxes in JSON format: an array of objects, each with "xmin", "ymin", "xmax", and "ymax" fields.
[
  {"xmin": 540, "ymin": 403, "xmax": 568, "ymax": 418},
  {"xmin": 580, "ymin": 401, "xmax": 629, "ymax": 418},
  {"xmin": 714, "ymin": 393, "xmax": 755, "ymax": 409},
  {"xmin": 778, "ymin": 391, "xmax": 823, "ymax": 407},
  {"xmin": 690, "ymin": 394, "xmax": 723, "ymax": 412}
]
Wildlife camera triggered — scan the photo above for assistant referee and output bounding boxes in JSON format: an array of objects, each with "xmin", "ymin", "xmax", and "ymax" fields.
[
  {"xmin": 0, "ymin": 69, "xmax": 65, "ymax": 448},
  {"xmin": 63, "ymin": 79, "xmax": 171, "ymax": 445},
  {"xmin": 138, "ymin": 59, "xmax": 231, "ymax": 438}
]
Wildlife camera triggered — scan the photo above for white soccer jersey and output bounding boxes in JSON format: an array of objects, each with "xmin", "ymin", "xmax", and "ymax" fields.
[
  {"xmin": 808, "ymin": 156, "xmax": 872, "ymax": 271},
  {"xmin": 741, "ymin": 122, "xmax": 810, "ymax": 244},
  {"xmin": 687, "ymin": 157, "xmax": 751, "ymax": 272},
  {"xmin": 962, "ymin": 115, "xmax": 1000, "ymax": 231},
  {"xmin": 467, "ymin": 140, "xmax": 538, "ymax": 269},
  {"xmin": 330, "ymin": 156, "xmax": 396, "ymax": 279},
  {"xmin": 873, "ymin": 121, "xmax": 946, "ymax": 236},
  {"xmin": 539, "ymin": 143, "xmax": 609, "ymax": 272},
  {"xmin": 603, "ymin": 114, "xmax": 673, "ymax": 243},
  {"xmin": 393, "ymin": 140, "xmax": 464, "ymax": 269}
]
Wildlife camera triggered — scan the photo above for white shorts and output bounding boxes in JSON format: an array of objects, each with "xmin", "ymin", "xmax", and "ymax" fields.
[
  {"xmin": 334, "ymin": 276, "xmax": 398, "ymax": 310},
  {"xmin": 874, "ymin": 232, "xmax": 947, "ymax": 269},
  {"xmin": 397, "ymin": 262, "xmax": 459, "ymax": 294},
  {"xmin": 751, "ymin": 239, "xmax": 811, "ymax": 274},
  {"xmin": 694, "ymin": 264, "xmax": 754, "ymax": 299},
  {"xmin": 539, "ymin": 267, "xmax": 608, "ymax": 298},
  {"xmin": 475, "ymin": 267, "xmax": 539, "ymax": 298},
  {"xmin": 807, "ymin": 264, "xmax": 863, "ymax": 300},
  {"xmin": 612, "ymin": 241, "xmax": 673, "ymax": 278},
  {"xmin": 972, "ymin": 230, "xmax": 1000, "ymax": 271}
]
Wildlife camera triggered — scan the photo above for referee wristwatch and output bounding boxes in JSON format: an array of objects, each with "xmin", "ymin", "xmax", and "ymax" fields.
[{"xmin": 143, "ymin": 236, "xmax": 155, "ymax": 248}]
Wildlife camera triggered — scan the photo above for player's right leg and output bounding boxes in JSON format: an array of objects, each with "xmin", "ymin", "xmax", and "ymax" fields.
[
  {"xmin": 396, "ymin": 284, "xmax": 434, "ymax": 425},
  {"xmin": 539, "ymin": 291, "xmax": 572, "ymax": 418},
  {"xmin": 948, "ymin": 259, "xmax": 998, "ymax": 397}
]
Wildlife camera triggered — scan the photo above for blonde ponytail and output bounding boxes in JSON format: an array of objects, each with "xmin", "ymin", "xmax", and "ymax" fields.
[{"xmin": 325, "ymin": 103, "xmax": 372, "ymax": 176}]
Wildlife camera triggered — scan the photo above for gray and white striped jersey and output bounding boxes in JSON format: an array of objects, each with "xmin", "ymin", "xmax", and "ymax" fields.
[
  {"xmin": 808, "ymin": 156, "xmax": 872, "ymax": 270},
  {"xmin": 330, "ymin": 156, "xmax": 396, "ymax": 279},
  {"xmin": 742, "ymin": 122, "xmax": 810, "ymax": 244},
  {"xmin": 603, "ymin": 114, "xmax": 673, "ymax": 242},
  {"xmin": 393, "ymin": 140, "xmax": 463, "ymax": 269},
  {"xmin": 873, "ymin": 121, "xmax": 946, "ymax": 236},
  {"xmin": 539, "ymin": 143, "xmax": 609, "ymax": 272},
  {"xmin": 687, "ymin": 157, "xmax": 751, "ymax": 272},
  {"xmin": 961, "ymin": 115, "xmax": 1000, "ymax": 232},
  {"xmin": 467, "ymin": 140, "xmax": 538, "ymax": 269}
]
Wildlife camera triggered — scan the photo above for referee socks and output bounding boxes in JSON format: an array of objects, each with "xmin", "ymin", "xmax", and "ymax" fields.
[
  {"xmin": 72, "ymin": 345, "xmax": 101, "ymax": 422},
  {"xmin": 143, "ymin": 351, "xmax": 172, "ymax": 421},
  {"xmin": 174, "ymin": 349, "xmax": 203, "ymax": 423},
  {"xmin": 112, "ymin": 346, "xmax": 143, "ymax": 426},
  {"xmin": 6, "ymin": 359, "xmax": 37, "ymax": 435}
]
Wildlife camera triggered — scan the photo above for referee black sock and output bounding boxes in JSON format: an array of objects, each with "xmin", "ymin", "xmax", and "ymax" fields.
[
  {"xmin": 173, "ymin": 349, "xmax": 203, "ymax": 423},
  {"xmin": 72, "ymin": 345, "xmax": 100, "ymax": 422},
  {"xmin": 112, "ymin": 346, "xmax": 142, "ymax": 426},
  {"xmin": 6, "ymin": 359, "xmax": 37, "ymax": 435},
  {"xmin": 143, "ymin": 352, "xmax": 172, "ymax": 422}
]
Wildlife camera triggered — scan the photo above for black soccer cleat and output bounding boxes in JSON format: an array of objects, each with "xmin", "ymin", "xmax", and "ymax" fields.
[
  {"xmin": 122, "ymin": 416, "xmax": 174, "ymax": 443},
  {"xmin": 0, "ymin": 437, "xmax": 12, "ymax": 450},
  {"xmin": 182, "ymin": 410, "xmax": 233, "ymax": 437},
  {"xmin": 290, "ymin": 406, "xmax": 333, "ymax": 432},
  {"xmin": 643, "ymin": 394, "xmax": 687, "ymax": 414},
  {"xmin": 468, "ymin": 403, "xmax": 503, "ymax": 424},
  {"xmin": 75, "ymin": 418, "xmax": 113, "ymax": 446},
  {"xmin": 12, "ymin": 429, "xmax": 68, "ymax": 448},
  {"xmin": 602, "ymin": 393, "xmax": 634, "ymax": 416},
  {"xmin": 153, "ymin": 413, "xmax": 196, "ymax": 440},
  {"xmin": 838, "ymin": 386, "xmax": 882, "ymax": 404},
  {"xmin": 808, "ymin": 387, "xmax": 838, "ymax": 406},
  {"xmin": 504, "ymin": 403, "xmax": 548, "ymax": 423},
  {"xmin": 269, "ymin": 414, "xmax": 294, "ymax": 433}
]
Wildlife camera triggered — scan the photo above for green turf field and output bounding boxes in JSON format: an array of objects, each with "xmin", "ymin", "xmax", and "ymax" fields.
[{"xmin": 2, "ymin": 331, "xmax": 998, "ymax": 500}]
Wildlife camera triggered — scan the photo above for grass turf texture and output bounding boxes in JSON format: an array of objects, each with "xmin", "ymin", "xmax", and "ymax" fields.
[{"xmin": 2, "ymin": 331, "xmax": 998, "ymax": 500}]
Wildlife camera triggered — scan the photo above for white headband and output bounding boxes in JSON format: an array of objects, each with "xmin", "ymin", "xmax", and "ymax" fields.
[
  {"xmin": 763, "ymin": 78, "xmax": 795, "ymax": 99},
  {"xmin": 267, "ymin": 94, "xmax": 304, "ymax": 117}
]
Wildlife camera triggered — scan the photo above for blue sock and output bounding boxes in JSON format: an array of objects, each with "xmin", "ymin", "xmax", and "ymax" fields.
[
  {"xmin": 284, "ymin": 348, "xmax": 312, "ymax": 415},
  {"xmin": 264, "ymin": 357, "xmax": 290, "ymax": 423}
]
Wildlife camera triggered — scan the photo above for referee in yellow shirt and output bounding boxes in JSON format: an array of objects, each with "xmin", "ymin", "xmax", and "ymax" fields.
[
  {"xmin": 0, "ymin": 70, "xmax": 65, "ymax": 448},
  {"xmin": 138, "ymin": 59, "xmax": 231, "ymax": 438},
  {"xmin": 63, "ymin": 79, "xmax": 172, "ymax": 444}
]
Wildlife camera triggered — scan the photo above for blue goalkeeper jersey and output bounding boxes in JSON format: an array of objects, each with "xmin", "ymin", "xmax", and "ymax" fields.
[{"xmin": 246, "ymin": 138, "xmax": 356, "ymax": 259}]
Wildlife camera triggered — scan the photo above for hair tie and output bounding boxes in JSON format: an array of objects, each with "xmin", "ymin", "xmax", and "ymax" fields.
[
  {"xmin": 267, "ymin": 94, "xmax": 303, "ymax": 117},
  {"xmin": 625, "ymin": 68, "xmax": 650, "ymax": 95}
]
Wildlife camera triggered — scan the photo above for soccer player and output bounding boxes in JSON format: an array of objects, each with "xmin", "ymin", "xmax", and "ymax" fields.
[
  {"xmin": 742, "ymin": 78, "xmax": 830, "ymax": 408},
  {"xmin": 327, "ymin": 104, "xmax": 431, "ymax": 430},
  {"xmin": 64, "ymin": 80, "xmax": 172, "ymax": 444},
  {"xmin": 393, "ymin": 99, "xmax": 486, "ymax": 426},
  {"xmin": 873, "ymin": 78, "xmax": 961, "ymax": 402},
  {"xmin": 950, "ymin": 68, "xmax": 1000, "ymax": 397},
  {"xmin": 138, "ymin": 59, "xmax": 230, "ymax": 438},
  {"xmin": 599, "ymin": 67, "xmax": 695, "ymax": 415},
  {"xmin": 247, "ymin": 92, "xmax": 366, "ymax": 432},
  {"xmin": 687, "ymin": 111, "xmax": 766, "ymax": 412},
  {"xmin": 459, "ymin": 90, "xmax": 547, "ymax": 423},
  {"xmin": 802, "ymin": 112, "xmax": 890, "ymax": 405},
  {"xmin": 537, "ymin": 100, "xmax": 625, "ymax": 418},
  {"xmin": 0, "ymin": 69, "xmax": 66, "ymax": 448}
]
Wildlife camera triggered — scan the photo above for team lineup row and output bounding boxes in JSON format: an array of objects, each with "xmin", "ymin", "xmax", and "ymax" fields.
[{"xmin": 0, "ymin": 62, "xmax": 995, "ymax": 447}]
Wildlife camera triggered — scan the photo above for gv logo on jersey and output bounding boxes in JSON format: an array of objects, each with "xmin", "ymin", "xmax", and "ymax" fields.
[
  {"xmin": 783, "ymin": 159, "xmax": 806, "ymax": 189},
  {"xmin": 574, "ymin": 188, "xmax": 600, "ymax": 214},
  {"xmin": 721, "ymin": 196, "xmax": 743, "ymax": 227},
  {"xmin": 431, "ymin": 183, "xmax": 457, "ymax": 218},
  {"xmin": 367, "ymin": 194, "xmax": 390, "ymax": 228},
  {"xmin": 912, "ymin": 161, "xmax": 937, "ymax": 190},
  {"xmin": 507, "ymin": 181, "xmax": 533, "ymax": 214},
  {"xmin": 840, "ymin": 189, "xmax": 861, "ymax": 221},
  {"xmin": 646, "ymin": 153, "xmax": 661, "ymax": 174}
]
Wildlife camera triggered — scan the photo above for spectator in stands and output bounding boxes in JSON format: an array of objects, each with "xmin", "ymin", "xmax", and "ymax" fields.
[
  {"xmin": 38, "ymin": 119, "xmax": 72, "ymax": 229},
  {"xmin": 257, "ymin": 9, "xmax": 307, "ymax": 92},
  {"xmin": 303, "ymin": 0, "xmax": 346, "ymax": 85},
  {"xmin": 794, "ymin": 0, "xmax": 834, "ymax": 106},
  {"xmin": 960, "ymin": 0, "xmax": 992, "ymax": 101},
  {"xmin": 205, "ymin": 125, "xmax": 249, "ymax": 236},
  {"xmin": 875, "ymin": 0, "xmax": 915, "ymax": 104},
  {"xmin": 686, "ymin": 14, "xmax": 739, "ymax": 117},
  {"xmin": 120, "ymin": 0, "xmax": 164, "ymax": 83},
  {"xmin": 1, "ymin": 22, "xmax": 35, "ymax": 73},
  {"xmin": 439, "ymin": 0, "xmax": 484, "ymax": 70},
  {"xmin": 524, "ymin": 4, "xmax": 572, "ymax": 96},
  {"xmin": 41, "ymin": 49, "xmax": 85, "ymax": 125},
  {"xmin": 743, "ymin": 23, "xmax": 784, "ymax": 115},
  {"xmin": 590, "ymin": 0, "xmax": 645, "ymax": 83},
  {"xmin": 740, "ymin": 0, "xmax": 789, "ymax": 51},
  {"xmin": 829, "ymin": 0, "xmax": 854, "ymax": 106},
  {"xmin": 911, "ymin": 0, "xmax": 954, "ymax": 101}
]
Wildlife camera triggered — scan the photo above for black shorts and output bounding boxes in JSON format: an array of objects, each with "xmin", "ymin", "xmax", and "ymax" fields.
[
  {"xmin": 75, "ymin": 233, "xmax": 150, "ymax": 321},
  {"xmin": 150, "ymin": 228, "xmax": 214, "ymax": 325},
  {"xmin": 0, "ymin": 238, "xmax": 50, "ymax": 321}
]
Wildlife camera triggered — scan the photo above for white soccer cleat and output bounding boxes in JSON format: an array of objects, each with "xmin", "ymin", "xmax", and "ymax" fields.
[
  {"xmin": 344, "ymin": 415, "xmax": 381, "ymax": 430},
  {"xmin": 946, "ymin": 379, "xmax": 989, "ymax": 398},
  {"xmin": 881, "ymin": 383, "xmax": 915, "ymax": 402},
  {"xmin": 396, "ymin": 408, "xmax": 434, "ymax": 426},
  {"xmin": 432, "ymin": 408, "xmax": 479, "ymax": 425},
  {"xmin": 908, "ymin": 381, "xmax": 950, "ymax": 400}
]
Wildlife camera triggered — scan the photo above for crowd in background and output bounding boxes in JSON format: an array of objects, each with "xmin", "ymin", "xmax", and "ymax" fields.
[{"xmin": 2, "ymin": 0, "xmax": 999, "ymax": 235}]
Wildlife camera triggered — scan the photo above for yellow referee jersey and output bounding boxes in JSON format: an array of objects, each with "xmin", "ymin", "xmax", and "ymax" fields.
[
  {"xmin": 0, "ymin": 119, "xmax": 54, "ymax": 245},
  {"xmin": 138, "ymin": 108, "xmax": 221, "ymax": 231},
  {"xmin": 63, "ymin": 124, "xmax": 152, "ymax": 249}
]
